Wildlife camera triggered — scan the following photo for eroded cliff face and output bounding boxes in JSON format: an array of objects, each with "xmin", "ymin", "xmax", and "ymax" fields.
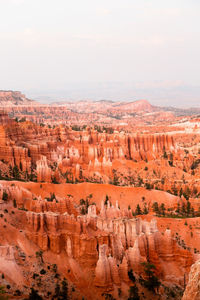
[
  {"xmin": 1, "ymin": 113, "xmax": 200, "ymax": 200},
  {"xmin": 0, "ymin": 180, "xmax": 196, "ymax": 299},
  {"xmin": 1, "ymin": 99, "xmax": 200, "ymax": 299},
  {"xmin": 1, "ymin": 181, "xmax": 192, "ymax": 286},
  {"xmin": 1, "ymin": 97, "xmax": 173, "ymax": 127},
  {"xmin": 182, "ymin": 260, "xmax": 200, "ymax": 300},
  {"xmin": 0, "ymin": 112, "xmax": 177, "ymax": 181},
  {"xmin": 25, "ymin": 203, "xmax": 193, "ymax": 288}
]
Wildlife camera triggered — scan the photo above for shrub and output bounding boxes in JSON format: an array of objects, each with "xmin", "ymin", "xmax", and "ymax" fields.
[
  {"xmin": 28, "ymin": 288, "xmax": 42, "ymax": 300},
  {"xmin": 33, "ymin": 273, "xmax": 39, "ymax": 279},
  {"xmin": 128, "ymin": 285, "xmax": 140, "ymax": 300},
  {"xmin": 135, "ymin": 204, "xmax": 142, "ymax": 215},
  {"xmin": 40, "ymin": 269, "xmax": 46, "ymax": 275},
  {"xmin": 191, "ymin": 159, "xmax": 200, "ymax": 170},
  {"xmin": 128, "ymin": 269, "xmax": 136, "ymax": 282},
  {"xmin": 80, "ymin": 198, "xmax": 85, "ymax": 205},
  {"xmin": 14, "ymin": 290, "xmax": 21, "ymax": 296}
]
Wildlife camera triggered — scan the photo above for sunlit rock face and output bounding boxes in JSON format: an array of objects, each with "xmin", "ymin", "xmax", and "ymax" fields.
[{"xmin": 0, "ymin": 111, "xmax": 177, "ymax": 186}]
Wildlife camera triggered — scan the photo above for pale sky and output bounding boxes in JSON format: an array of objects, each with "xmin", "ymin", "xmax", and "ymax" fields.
[{"xmin": 0, "ymin": 0, "xmax": 200, "ymax": 104}]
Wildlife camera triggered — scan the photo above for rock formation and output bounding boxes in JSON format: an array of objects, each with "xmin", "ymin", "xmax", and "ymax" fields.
[
  {"xmin": 0, "ymin": 91, "xmax": 38, "ymax": 106},
  {"xmin": 182, "ymin": 260, "xmax": 200, "ymax": 300},
  {"xmin": 23, "ymin": 198, "xmax": 194, "ymax": 289},
  {"xmin": 0, "ymin": 93, "xmax": 200, "ymax": 299}
]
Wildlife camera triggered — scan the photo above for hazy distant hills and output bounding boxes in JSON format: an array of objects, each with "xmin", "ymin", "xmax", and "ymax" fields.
[
  {"xmin": 0, "ymin": 89, "xmax": 200, "ymax": 117},
  {"xmin": 50, "ymin": 99, "xmax": 156, "ymax": 114},
  {"xmin": 50, "ymin": 98, "xmax": 200, "ymax": 116},
  {"xmin": 24, "ymin": 82, "xmax": 200, "ymax": 108},
  {"xmin": 160, "ymin": 106, "xmax": 200, "ymax": 116}
]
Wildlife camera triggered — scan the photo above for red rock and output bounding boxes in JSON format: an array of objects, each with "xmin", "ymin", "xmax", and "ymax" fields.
[{"xmin": 182, "ymin": 260, "xmax": 200, "ymax": 300}]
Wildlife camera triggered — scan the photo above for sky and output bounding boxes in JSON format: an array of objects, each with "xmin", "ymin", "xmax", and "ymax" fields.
[{"xmin": 0, "ymin": 0, "xmax": 200, "ymax": 105}]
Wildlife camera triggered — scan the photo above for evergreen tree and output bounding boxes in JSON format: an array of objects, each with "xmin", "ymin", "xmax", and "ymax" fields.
[
  {"xmin": 60, "ymin": 279, "xmax": 68, "ymax": 300},
  {"xmin": 128, "ymin": 285, "xmax": 140, "ymax": 300},
  {"xmin": 143, "ymin": 204, "xmax": 148, "ymax": 215},
  {"xmin": 13, "ymin": 199, "xmax": 17, "ymax": 208},
  {"xmin": 36, "ymin": 250, "xmax": 43, "ymax": 263},
  {"xmin": 104, "ymin": 195, "xmax": 109, "ymax": 205},
  {"xmin": 160, "ymin": 203, "xmax": 166, "ymax": 216},
  {"xmin": 2, "ymin": 192, "xmax": 8, "ymax": 201},
  {"xmin": 13, "ymin": 165, "xmax": 20, "ymax": 179},
  {"xmin": 135, "ymin": 204, "xmax": 142, "ymax": 215},
  {"xmin": 183, "ymin": 187, "xmax": 191, "ymax": 200},
  {"xmin": 152, "ymin": 202, "xmax": 159, "ymax": 215},
  {"xmin": 128, "ymin": 270, "xmax": 136, "ymax": 282},
  {"xmin": 141, "ymin": 262, "xmax": 160, "ymax": 293},
  {"xmin": 112, "ymin": 169, "xmax": 119, "ymax": 186},
  {"xmin": 163, "ymin": 151, "xmax": 168, "ymax": 159},
  {"xmin": 176, "ymin": 202, "xmax": 180, "ymax": 213},
  {"xmin": 191, "ymin": 207, "xmax": 195, "ymax": 217},
  {"xmin": 54, "ymin": 279, "xmax": 68, "ymax": 300},
  {"xmin": 54, "ymin": 283, "xmax": 60, "ymax": 298},
  {"xmin": 186, "ymin": 201, "xmax": 191, "ymax": 215},
  {"xmin": 181, "ymin": 202, "xmax": 186, "ymax": 215}
]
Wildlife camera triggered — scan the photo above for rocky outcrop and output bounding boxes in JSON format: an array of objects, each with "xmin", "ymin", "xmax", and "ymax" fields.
[
  {"xmin": 0, "ymin": 91, "xmax": 37, "ymax": 106},
  {"xmin": 0, "ymin": 182, "xmax": 193, "ymax": 286},
  {"xmin": 36, "ymin": 156, "xmax": 52, "ymax": 182},
  {"xmin": 24, "ymin": 198, "xmax": 194, "ymax": 289},
  {"xmin": 1, "ymin": 93, "xmax": 200, "ymax": 299},
  {"xmin": 0, "ymin": 246, "xmax": 15, "ymax": 260},
  {"xmin": 94, "ymin": 244, "xmax": 113, "ymax": 288},
  {"xmin": 182, "ymin": 260, "xmax": 200, "ymax": 300},
  {"xmin": 0, "ymin": 246, "xmax": 24, "ymax": 285},
  {"xmin": 0, "ymin": 112, "xmax": 179, "ymax": 185}
]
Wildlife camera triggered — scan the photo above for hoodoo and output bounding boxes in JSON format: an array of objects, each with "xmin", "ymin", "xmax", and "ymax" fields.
[{"xmin": 0, "ymin": 93, "xmax": 200, "ymax": 299}]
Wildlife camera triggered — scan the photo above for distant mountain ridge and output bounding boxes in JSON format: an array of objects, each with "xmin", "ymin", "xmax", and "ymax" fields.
[
  {"xmin": 113, "ymin": 99, "xmax": 154, "ymax": 111},
  {"xmin": 0, "ymin": 90, "xmax": 200, "ymax": 117},
  {"xmin": 50, "ymin": 98, "xmax": 155, "ymax": 113}
]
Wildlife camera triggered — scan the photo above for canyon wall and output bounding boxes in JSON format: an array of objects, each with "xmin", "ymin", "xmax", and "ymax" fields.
[
  {"xmin": 0, "ymin": 112, "xmax": 177, "ymax": 184},
  {"xmin": 24, "ymin": 198, "xmax": 193, "ymax": 289}
]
